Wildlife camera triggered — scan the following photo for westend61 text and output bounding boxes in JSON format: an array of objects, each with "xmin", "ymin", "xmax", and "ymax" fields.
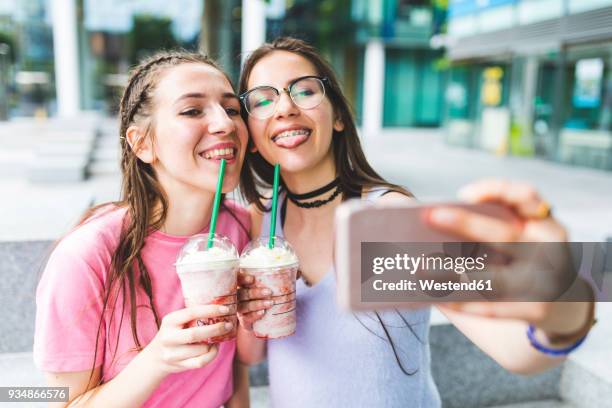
[{"xmin": 373, "ymin": 279, "xmax": 494, "ymax": 292}]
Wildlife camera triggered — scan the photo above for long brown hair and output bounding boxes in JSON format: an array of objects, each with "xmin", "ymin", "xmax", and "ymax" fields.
[
  {"xmin": 238, "ymin": 38, "xmax": 419, "ymax": 376},
  {"xmin": 238, "ymin": 37, "xmax": 411, "ymax": 210},
  {"xmin": 79, "ymin": 50, "xmax": 244, "ymax": 389}
]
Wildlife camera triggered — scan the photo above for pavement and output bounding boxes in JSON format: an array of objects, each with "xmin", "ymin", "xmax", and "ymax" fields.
[{"xmin": 364, "ymin": 128, "xmax": 612, "ymax": 242}]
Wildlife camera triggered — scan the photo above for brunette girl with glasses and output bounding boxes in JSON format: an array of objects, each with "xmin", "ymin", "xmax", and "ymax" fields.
[{"xmin": 235, "ymin": 37, "xmax": 595, "ymax": 408}]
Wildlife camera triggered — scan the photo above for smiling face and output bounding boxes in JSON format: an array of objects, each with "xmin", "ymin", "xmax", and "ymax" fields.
[
  {"xmin": 245, "ymin": 51, "xmax": 344, "ymax": 176},
  {"xmin": 131, "ymin": 63, "xmax": 248, "ymax": 196}
]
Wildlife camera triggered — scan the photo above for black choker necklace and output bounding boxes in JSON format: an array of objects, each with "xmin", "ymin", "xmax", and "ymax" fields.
[{"xmin": 286, "ymin": 178, "xmax": 342, "ymax": 209}]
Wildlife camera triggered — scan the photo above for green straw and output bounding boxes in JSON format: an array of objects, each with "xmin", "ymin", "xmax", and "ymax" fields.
[
  {"xmin": 208, "ymin": 158, "xmax": 226, "ymax": 248},
  {"xmin": 268, "ymin": 164, "xmax": 280, "ymax": 249}
]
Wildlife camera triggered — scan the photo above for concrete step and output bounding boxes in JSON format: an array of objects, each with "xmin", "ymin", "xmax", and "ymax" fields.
[
  {"xmin": 94, "ymin": 138, "xmax": 119, "ymax": 152},
  {"xmin": 88, "ymin": 160, "xmax": 120, "ymax": 176},
  {"xmin": 27, "ymin": 156, "xmax": 89, "ymax": 182},
  {"xmin": 430, "ymin": 323, "xmax": 562, "ymax": 408},
  {"xmin": 560, "ymin": 303, "xmax": 612, "ymax": 408},
  {"xmin": 0, "ymin": 352, "xmax": 574, "ymax": 408},
  {"xmin": 487, "ymin": 400, "xmax": 576, "ymax": 408},
  {"xmin": 0, "ymin": 353, "xmax": 45, "ymax": 388},
  {"xmin": 560, "ymin": 360, "xmax": 612, "ymax": 408},
  {"xmin": 0, "ymin": 119, "xmax": 97, "ymax": 149},
  {"xmin": 0, "ymin": 149, "xmax": 32, "ymax": 179},
  {"xmin": 429, "ymin": 303, "xmax": 612, "ymax": 408},
  {"xmin": 35, "ymin": 142, "xmax": 92, "ymax": 157},
  {"xmin": 97, "ymin": 121, "xmax": 119, "ymax": 137},
  {"xmin": 91, "ymin": 146, "xmax": 119, "ymax": 162},
  {"xmin": 26, "ymin": 129, "xmax": 97, "ymax": 183},
  {"xmin": 36, "ymin": 130, "xmax": 96, "ymax": 144},
  {"xmin": 96, "ymin": 133, "xmax": 119, "ymax": 144},
  {"xmin": 0, "ymin": 352, "xmax": 270, "ymax": 408}
]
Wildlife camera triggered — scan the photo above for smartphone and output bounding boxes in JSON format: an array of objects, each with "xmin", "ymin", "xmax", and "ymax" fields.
[{"xmin": 333, "ymin": 199, "xmax": 518, "ymax": 311}]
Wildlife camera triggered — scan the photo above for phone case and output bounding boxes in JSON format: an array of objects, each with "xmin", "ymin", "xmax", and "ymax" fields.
[{"xmin": 333, "ymin": 199, "xmax": 517, "ymax": 311}]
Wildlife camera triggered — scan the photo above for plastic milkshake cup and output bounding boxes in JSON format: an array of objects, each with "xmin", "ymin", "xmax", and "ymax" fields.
[
  {"xmin": 240, "ymin": 237, "xmax": 299, "ymax": 339},
  {"xmin": 175, "ymin": 233, "xmax": 239, "ymax": 343}
]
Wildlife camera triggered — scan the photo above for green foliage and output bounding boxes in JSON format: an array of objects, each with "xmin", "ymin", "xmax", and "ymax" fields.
[
  {"xmin": 432, "ymin": 0, "xmax": 449, "ymax": 10},
  {"xmin": 510, "ymin": 120, "xmax": 535, "ymax": 156},
  {"xmin": 0, "ymin": 30, "xmax": 17, "ymax": 63},
  {"xmin": 433, "ymin": 56, "xmax": 451, "ymax": 71},
  {"xmin": 128, "ymin": 14, "xmax": 180, "ymax": 65}
]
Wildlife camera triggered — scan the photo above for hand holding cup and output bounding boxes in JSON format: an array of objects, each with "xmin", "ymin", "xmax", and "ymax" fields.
[
  {"xmin": 237, "ymin": 272, "xmax": 274, "ymax": 331},
  {"xmin": 147, "ymin": 305, "xmax": 233, "ymax": 374}
]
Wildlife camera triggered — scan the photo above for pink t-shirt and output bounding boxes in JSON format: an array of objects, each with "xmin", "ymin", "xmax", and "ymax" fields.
[{"xmin": 34, "ymin": 200, "xmax": 250, "ymax": 408}]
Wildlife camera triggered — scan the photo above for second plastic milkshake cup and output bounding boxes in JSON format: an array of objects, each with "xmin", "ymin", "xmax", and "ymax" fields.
[
  {"xmin": 240, "ymin": 237, "xmax": 299, "ymax": 339},
  {"xmin": 175, "ymin": 234, "xmax": 239, "ymax": 343}
]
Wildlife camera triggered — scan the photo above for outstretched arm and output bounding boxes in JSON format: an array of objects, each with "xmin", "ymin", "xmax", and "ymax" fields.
[{"xmin": 380, "ymin": 182, "xmax": 595, "ymax": 374}]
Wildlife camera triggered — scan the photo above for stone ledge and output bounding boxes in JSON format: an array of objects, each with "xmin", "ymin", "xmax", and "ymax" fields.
[
  {"xmin": 430, "ymin": 324, "xmax": 561, "ymax": 408},
  {"xmin": 561, "ymin": 302, "xmax": 612, "ymax": 408},
  {"xmin": 27, "ymin": 157, "xmax": 89, "ymax": 183},
  {"xmin": 487, "ymin": 400, "xmax": 575, "ymax": 408},
  {"xmin": 0, "ymin": 241, "xmax": 51, "ymax": 354}
]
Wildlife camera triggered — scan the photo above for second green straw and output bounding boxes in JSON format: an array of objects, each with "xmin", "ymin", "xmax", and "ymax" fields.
[{"xmin": 268, "ymin": 164, "xmax": 280, "ymax": 249}]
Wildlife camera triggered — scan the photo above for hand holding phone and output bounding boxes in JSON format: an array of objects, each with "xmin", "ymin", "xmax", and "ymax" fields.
[{"xmin": 333, "ymin": 200, "xmax": 581, "ymax": 311}]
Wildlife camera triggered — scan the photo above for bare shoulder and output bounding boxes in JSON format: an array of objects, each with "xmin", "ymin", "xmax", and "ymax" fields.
[
  {"xmin": 247, "ymin": 203, "xmax": 265, "ymax": 240},
  {"xmin": 375, "ymin": 191, "xmax": 417, "ymax": 206}
]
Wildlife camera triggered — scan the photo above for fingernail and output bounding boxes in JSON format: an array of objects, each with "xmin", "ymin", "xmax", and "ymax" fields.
[
  {"xmin": 258, "ymin": 310, "xmax": 265, "ymax": 315},
  {"xmin": 245, "ymin": 275, "xmax": 254, "ymax": 283},
  {"xmin": 262, "ymin": 289, "xmax": 272, "ymax": 296},
  {"xmin": 535, "ymin": 201, "xmax": 552, "ymax": 219},
  {"xmin": 219, "ymin": 306, "xmax": 229, "ymax": 313},
  {"xmin": 429, "ymin": 208, "xmax": 456, "ymax": 225},
  {"xmin": 264, "ymin": 300, "xmax": 273, "ymax": 307},
  {"xmin": 225, "ymin": 322, "xmax": 234, "ymax": 330}
]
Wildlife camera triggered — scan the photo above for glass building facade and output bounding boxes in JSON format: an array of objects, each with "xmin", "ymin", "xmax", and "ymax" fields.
[
  {"xmin": 1, "ymin": 0, "xmax": 447, "ymax": 131},
  {"xmin": 0, "ymin": 0, "xmax": 54, "ymax": 118},
  {"xmin": 266, "ymin": 0, "xmax": 448, "ymax": 129},
  {"xmin": 351, "ymin": 0, "xmax": 447, "ymax": 127},
  {"xmin": 446, "ymin": 0, "xmax": 612, "ymax": 171}
]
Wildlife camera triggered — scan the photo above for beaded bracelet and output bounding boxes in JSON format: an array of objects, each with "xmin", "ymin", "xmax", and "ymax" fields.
[{"xmin": 526, "ymin": 324, "xmax": 588, "ymax": 356}]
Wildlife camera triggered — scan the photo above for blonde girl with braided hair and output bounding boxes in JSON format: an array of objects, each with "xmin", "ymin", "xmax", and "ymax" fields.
[{"xmin": 34, "ymin": 51, "xmax": 252, "ymax": 407}]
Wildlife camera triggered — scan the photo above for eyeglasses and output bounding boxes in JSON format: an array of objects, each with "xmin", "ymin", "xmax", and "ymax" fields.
[{"xmin": 240, "ymin": 76, "xmax": 329, "ymax": 119}]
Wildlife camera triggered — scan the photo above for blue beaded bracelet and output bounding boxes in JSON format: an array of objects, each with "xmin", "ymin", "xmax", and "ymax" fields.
[{"xmin": 527, "ymin": 324, "xmax": 587, "ymax": 356}]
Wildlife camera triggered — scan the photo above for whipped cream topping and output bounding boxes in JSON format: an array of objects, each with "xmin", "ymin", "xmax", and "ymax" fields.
[
  {"xmin": 240, "ymin": 246, "xmax": 299, "ymax": 268},
  {"xmin": 176, "ymin": 246, "xmax": 238, "ymax": 268}
]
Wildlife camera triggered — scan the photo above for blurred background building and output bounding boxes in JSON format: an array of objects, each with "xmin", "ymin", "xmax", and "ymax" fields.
[
  {"xmin": 0, "ymin": 0, "xmax": 611, "ymax": 172},
  {"xmin": 445, "ymin": 0, "xmax": 612, "ymax": 171}
]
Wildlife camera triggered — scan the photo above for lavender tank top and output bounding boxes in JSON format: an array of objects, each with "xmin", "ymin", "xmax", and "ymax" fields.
[{"xmin": 261, "ymin": 189, "xmax": 441, "ymax": 408}]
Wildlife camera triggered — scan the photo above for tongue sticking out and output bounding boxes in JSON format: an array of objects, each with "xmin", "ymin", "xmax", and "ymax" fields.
[{"xmin": 274, "ymin": 133, "xmax": 309, "ymax": 148}]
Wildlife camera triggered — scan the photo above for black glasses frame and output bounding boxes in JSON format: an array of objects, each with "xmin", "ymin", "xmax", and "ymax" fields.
[{"xmin": 239, "ymin": 76, "xmax": 329, "ymax": 117}]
